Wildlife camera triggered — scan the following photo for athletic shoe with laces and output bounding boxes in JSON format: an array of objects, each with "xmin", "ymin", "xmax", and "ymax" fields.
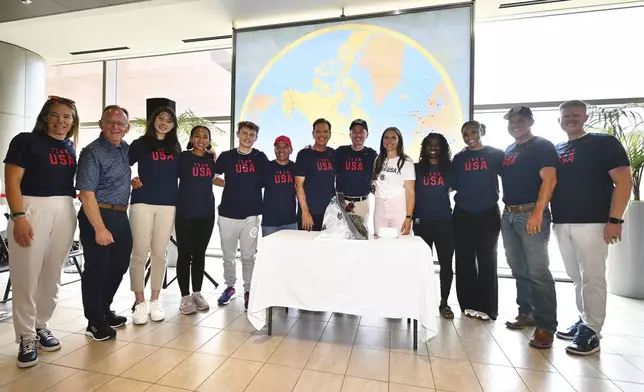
[
  {"xmin": 192, "ymin": 292, "xmax": 210, "ymax": 311},
  {"xmin": 132, "ymin": 302, "xmax": 149, "ymax": 325},
  {"xmin": 17, "ymin": 336, "xmax": 38, "ymax": 368},
  {"xmin": 149, "ymin": 299, "xmax": 165, "ymax": 322},
  {"xmin": 180, "ymin": 295, "xmax": 197, "ymax": 315},
  {"xmin": 566, "ymin": 324, "xmax": 600, "ymax": 356},
  {"xmin": 36, "ymin": 329, "xmax": 61, "ymax": 351},
  {"xmin": 105, "ymin": 311, "xmax": 127, "ymax": 328},
  {"xmin": 218, "ymin": 287, "xmax": 236, "ymax": 305},
  {"xmin": 85, "ymin": 322, "xmax": 116, "ymax": 342},
  {"xmin": 556, "ymin": 318, "xmax": 582, "ymax": 341}
]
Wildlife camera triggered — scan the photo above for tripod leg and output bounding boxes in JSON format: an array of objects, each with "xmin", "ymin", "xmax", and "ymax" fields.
[{"xmin": 204, "ymin": 271, "xmax": 219, "ymax": 288}]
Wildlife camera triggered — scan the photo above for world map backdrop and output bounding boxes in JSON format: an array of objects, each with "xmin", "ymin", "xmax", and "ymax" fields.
[{"xmin": 233, "ymin": 5, "xmax": 472, "ymax": 161}]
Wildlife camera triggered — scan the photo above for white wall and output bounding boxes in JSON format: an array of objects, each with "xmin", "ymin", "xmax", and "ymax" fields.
[{"xmin": 0, "ymin": 41, "xmax": 46, "ymax": 198}]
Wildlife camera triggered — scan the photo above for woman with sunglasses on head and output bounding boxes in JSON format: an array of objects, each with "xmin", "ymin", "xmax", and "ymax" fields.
[
  {"xmin": 372, "ymin": 127, "xmax": 415, "ymax": 236},
  {"xmin": 128, "ymin": 106, "xmax": 181, "ymax": 325},
  {"xmin": 174, "ymin": 126, "xmax": 222, "ymax": 315},
  {"xmin": 413, "ymin": 133, "xmax": 456, "ymax": 319},
  {"xmin": 452, "ymin": 121, "xmax": 504, "ymax": 321},
  {"xmin": 3, "ymin": 96, "xmax": 79, "ymax": 368}
]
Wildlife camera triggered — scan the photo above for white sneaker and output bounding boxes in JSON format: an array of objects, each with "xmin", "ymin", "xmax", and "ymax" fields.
[
  {"xmin": 464, "ymin": 309, "xmax": 477, "ymax": 318},
  {"xmin": 149, "ymin": 300, "xmax": 165, "ymax": 322},
  {"xmin": 192, "ymin": 292, "xmax": 210, "ymax": 311},
  {"xmin": 132, "ymin": 302, "xmax": 149, "ymax": 325},
  {"xmin": 476, "ymin": 312, "xmax": 491, "ymax": 321}
]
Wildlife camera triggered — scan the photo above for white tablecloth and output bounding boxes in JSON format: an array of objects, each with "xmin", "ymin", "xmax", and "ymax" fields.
[{"xmin": 247, "ymin": 230, "xmax": 439, "ymax": 342}]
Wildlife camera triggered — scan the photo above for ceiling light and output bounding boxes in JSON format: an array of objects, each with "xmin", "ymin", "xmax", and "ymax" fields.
[{"xmin": 22, "ymin": 0, "xmax": 32, "ymax": 5}]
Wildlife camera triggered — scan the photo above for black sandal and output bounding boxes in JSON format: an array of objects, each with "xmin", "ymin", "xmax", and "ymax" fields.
[{"xmin": 439, "ymin": 304, "xmax": 454, "ymax": 319}]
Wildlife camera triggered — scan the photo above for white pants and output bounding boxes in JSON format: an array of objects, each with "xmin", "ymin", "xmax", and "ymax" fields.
[
  {"xmin": 218, "ymin": 215, "xmax": 259, "ymax": 292},
  {"xmin": 128, "ymin": 203, "xmax": 176, "ymax": 292},
  {"xmin": 8, "ymin": 196, "xmax": 76, "ymax": 342},
  {"xmin": 373, "ymin": 196, "xmax": 405, "ymax": 234},
  {"xmin": 553, "ymin": 223, "xmax": 609, "ymax": 333}
]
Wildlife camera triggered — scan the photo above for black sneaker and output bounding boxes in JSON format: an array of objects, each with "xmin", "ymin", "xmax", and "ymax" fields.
[
  {"xmin": 556, "ymin": 318, "xmax": 582, "ymax": 341},
  {"xmin": 17, "ymin": 337, "xmax": 38, "ymax": 368},
  {"xmin": 36, "ymin": 329, "xmax": 61, "ymax": 352},
  {"xmin": 566, "ymin": 324, "xmax": 600, "ymax": 356},
  {"xmin": 244, "ymin": 292, "xmax": 250, "ymax": 311},
  {"xmin": 105, "ymin": 311, "xmax": 127, "ymax": 328},
  {"xmin": 85, "ymin": 322, "xmax": 117, "ymax": 342}
]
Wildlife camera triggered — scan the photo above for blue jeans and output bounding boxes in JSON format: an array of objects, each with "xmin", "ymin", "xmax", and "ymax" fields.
[
  {"xmin": 262, "ymin": 223, "xmax": 298, "ymax": 237},
  {"xmin": 501, "ymin": 208, "xmax": 558, "ymax": 332}
]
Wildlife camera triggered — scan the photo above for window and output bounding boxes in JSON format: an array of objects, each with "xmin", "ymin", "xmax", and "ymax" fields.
[
  {"xmin": 474, "ymin": 6, "xmax": 644, "ymax": 104},
  {"xmin": 46, "ymin": 62, "xmax": 104, "ymax": 122},
  {"xmin": 115, "ymin": 49, "xmax": 232, "ymax": 121}
]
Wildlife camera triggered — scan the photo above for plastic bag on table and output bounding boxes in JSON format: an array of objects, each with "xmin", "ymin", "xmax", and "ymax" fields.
[{"xmin": 315, "ymin": 192, "xmax": 369, "ymax": 240}]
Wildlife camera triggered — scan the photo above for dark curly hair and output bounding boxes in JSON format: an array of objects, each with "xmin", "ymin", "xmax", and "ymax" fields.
[{"xmin": 419, "ymin": 132, "xmax": 452, "ymax": 173}]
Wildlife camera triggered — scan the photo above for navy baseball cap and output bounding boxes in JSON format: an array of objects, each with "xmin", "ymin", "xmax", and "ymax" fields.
[
  {"xmin": 503, "ymin": 106, "xmax": 533, "ymax": 120},
  {"xmin": 349, "ymin": 119, "xmax": 368, "ymax": 131}
]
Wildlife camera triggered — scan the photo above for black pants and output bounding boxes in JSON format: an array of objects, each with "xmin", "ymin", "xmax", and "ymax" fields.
[
  {"xmin": 453, "ymin": 205, "xmax": 501, "ymax": 319},
  {"xmin": 79, "ymin": 208, "xmax": 133, "ymax": 325},
  {"xmin": 297, "ymin": 211, "xmax": 325, "ymax": 232},
  {"xmin": 175, "ymin": 214, "xmax": 215, "ymax": 297},
  {"xmin": 413, "ymin": 218, "xmax": 455, "ymax": 301}
]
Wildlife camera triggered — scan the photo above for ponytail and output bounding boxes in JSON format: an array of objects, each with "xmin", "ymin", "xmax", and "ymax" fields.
[{"xmin": 186, "ymin": 141, "xmax": 194, "ymax": 150}]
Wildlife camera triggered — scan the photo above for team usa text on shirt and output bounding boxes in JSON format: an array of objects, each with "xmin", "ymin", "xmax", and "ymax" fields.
[
  {"xmin": 273, "ymin": 170, "xmax": 293, "ymax": 184},
  {"xmin": 317, "ymin": 158, "xmax": 333, "ymax": 171},
  {"xmin": 192, "ymin": 163, "xmax": 213, "ymax": 177},
  {"xmin": 464, "ymin": 157, "xmax": 488, "ymax": 171},
  {"xmin": 49, "ymin": 148, "xmax": 76, "ymax": 166},
  {"xmin": 151, "ymin": 148, "xmax": 174, "ymax": 161},
  {"xmin": 236, "ymin": 159, "xmax": 256, "ymax": 173},
  {"xmin": 345, "ymin": 157, "xmax": 364, "ymax": 171},
  {"xmin": 424, "ymin": 172, "xmax": 445, "ymax": 186}
]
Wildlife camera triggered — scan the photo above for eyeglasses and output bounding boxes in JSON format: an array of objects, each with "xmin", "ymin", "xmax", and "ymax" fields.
[{"xmin": 47, "ymin": 95, "xmax": 76, "ymax": 107}]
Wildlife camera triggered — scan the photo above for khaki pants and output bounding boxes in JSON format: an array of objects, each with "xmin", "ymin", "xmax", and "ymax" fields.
[
  {"xmin": 129, "ymin": 203, "xmax": 176, "ymax": 292},
  {"xmin": 8, "ymin": 196, "xmax": 76, "ymax": 342}
]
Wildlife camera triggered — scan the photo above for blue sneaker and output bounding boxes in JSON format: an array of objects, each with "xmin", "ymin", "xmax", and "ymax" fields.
[
  {"xmin": 36, "ymin": 329, "xmax": 61, "ymax": 352},
  {"xmin": 566, "ymin": 324, "xmax": 600, "ymax": 356},
  {"xmin": 218, "ymin": 287, "xmax": 236, "ymax": 305},
  {"xmin": 17, "ymin": 337, "xmax": 38, "ymax": 368},
  {"xmin": 556, "ymin": 318, "xmax": 582, "ymax": 341}
]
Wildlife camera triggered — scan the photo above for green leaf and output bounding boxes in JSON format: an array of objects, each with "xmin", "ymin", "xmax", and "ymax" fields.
[{"xmin": 585, "ymin": 103, "xmax": 644, "ymax": 200}]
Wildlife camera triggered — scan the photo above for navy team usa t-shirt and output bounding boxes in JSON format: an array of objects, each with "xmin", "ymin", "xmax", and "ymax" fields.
[
  {"xmin": 500, "ymin": 136, "xmax": 558, "ymax": 206},
  {"xmin": 176, "ymin": 151, "xmax": 216, "ymax": 218},
  {"xmin": 3, "ymin": 132, "xmax": 77, "ymax": 198},
  {"xmin": 413, "ymin": 163, "xmax": 452, "ymax": 220},
  {"xmin": 129, "ymin": 138, "xmax": 179, "ymax": 206},
  {"xmin": 452, "ymin": 146, "xmax": 504, "ymax": 213},
  {"xmin": 551, "ymin": 133, "xmax": 630, "ymax": 224},
  {"xmin": 334, "ymin": 145, "xmax": 378, "ymax": 197},
  {"xmin": 294, "ymin": 147, "xmax": 336, "ymax": 216},
  {"xmin": 262, "ymin": 160, "xmax": 297, "ymax": 227},
  {"xmin": 215, "ymin": 148, "xmax": 269, "ymax": 220}
]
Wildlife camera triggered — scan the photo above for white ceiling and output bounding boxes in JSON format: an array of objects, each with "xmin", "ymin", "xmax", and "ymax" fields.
[{"xmin": 0, "ymin": 0, "xmax": 641, "ymax": 64}]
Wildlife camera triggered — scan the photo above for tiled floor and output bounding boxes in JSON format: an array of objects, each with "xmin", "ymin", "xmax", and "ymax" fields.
[{"xmin": 0, "ymin": 263, "xmax": 644, "ymax": 392}]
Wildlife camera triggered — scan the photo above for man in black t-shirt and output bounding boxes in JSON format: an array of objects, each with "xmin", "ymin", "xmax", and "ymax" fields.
[
  {"xmin": 215, "ymin": 121, "xmax": 269, "ymax": 310},
  {"xmin": 294, "ymin": 118, "xmax": 335, "ymax": 231},
  {"xmin": 334, "ymin": 119, "xmax": 378, "ymax": 224},
  {"xmin": 551, "ymin": 100, "xmax": 631, "ymax": 356},
  {"xmin": 262, "ymin": 135, "xmax": 298, "ymax": 236},
  {"xmin": 499, "ymin": 106, "xmax": 558, "ymax": 349}
]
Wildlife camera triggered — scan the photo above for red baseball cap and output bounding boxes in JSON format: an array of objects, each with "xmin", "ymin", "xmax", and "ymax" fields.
[{"xmin": 274, "ymin": 135, "xmax": 292, "ymax": 147}]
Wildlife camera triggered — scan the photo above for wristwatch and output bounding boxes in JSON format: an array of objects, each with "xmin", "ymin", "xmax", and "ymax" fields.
[
  {"xmin": 405, "ymin": 215, "xmax": 412, "ymax": 220},
  {"xmin": 608, "ymin": 217, "xmax": 624, "ymax": 224}
]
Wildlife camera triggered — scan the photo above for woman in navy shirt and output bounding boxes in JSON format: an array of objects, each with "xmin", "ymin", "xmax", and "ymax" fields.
[
  {"xmin": 128, "ymin": 106, "xmax": 181, "ymax": 325},
  {"xmin": 452, "ymin": 121, "xmax": 504, "ymax": 321},
  {"xmin": 175, "ymin": 126, "xmax": 219, "ymax": 315},
  {"xmin": 3, "ymin": 96, "xmax": 79, "ymax": 368},
  {"xmin": 413, "ymin": 133, "xmax": 456, "ymax": 319}
]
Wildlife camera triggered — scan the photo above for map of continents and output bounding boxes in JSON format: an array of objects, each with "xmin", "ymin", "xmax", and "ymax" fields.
[{"xmin": 239, "ymin": 24, "xmax": 464, "ymax": 159}]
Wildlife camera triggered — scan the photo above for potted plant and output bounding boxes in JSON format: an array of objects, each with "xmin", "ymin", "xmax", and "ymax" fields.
[{"xmin": 586, "ymin": 103, "xmax": 644, "ymax": 299}]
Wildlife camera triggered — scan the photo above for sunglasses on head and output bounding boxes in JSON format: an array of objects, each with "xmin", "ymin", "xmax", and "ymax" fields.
[{"xmin": 47, "ymin": 95, "xmax": 76, "ymax": 107}]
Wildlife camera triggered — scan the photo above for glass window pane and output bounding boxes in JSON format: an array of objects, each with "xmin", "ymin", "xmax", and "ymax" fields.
[
  {"xmin": 46, "ymin": 62, "xmax": 104, "ymax": 122},
  {"xmin": 474, "ymin": 6, "xmax": 644, "ymax": 104},
  {"xmin": 115, "ymin": 49, "xmax": 232, "ymax": 120}
]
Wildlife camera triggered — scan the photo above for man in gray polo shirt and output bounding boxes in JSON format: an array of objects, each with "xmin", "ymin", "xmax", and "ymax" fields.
[{"xmin": 76, "ymin": 105, "xmax": 133, "ymax": 341}]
